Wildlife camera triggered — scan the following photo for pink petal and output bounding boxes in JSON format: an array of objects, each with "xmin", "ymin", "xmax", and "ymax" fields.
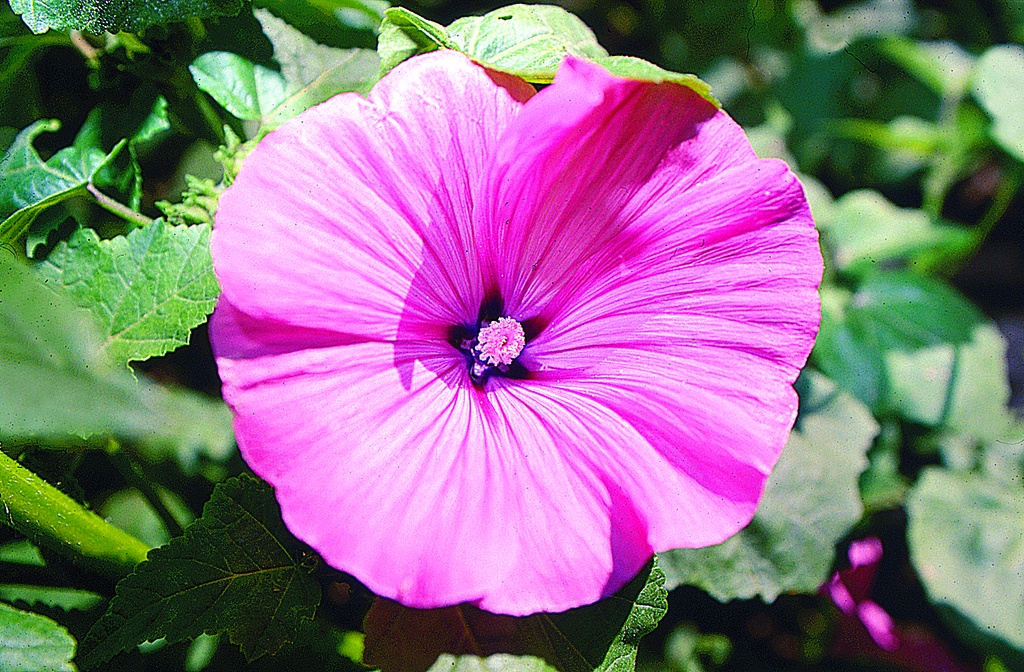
[
  {"xmin": 219, "ymin": 342, "xmax": 659, "ymax": 614},
  {"xmin": 481, "ymin": 56, "xmax": 760, "ymax": 319},
  {"xmin": 211, "ymin": 51, "xmax": 534, "ymax": 342},
  {"xmin": 857, "ymin": 600, "xmax": 899, "ymax": 652},
  {"xmin": 512, "ymin": 160, "xmax": 820, "ymax": 548}
]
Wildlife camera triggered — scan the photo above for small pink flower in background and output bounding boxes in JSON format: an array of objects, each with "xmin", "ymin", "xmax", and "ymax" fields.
[
  {"xmin": 209, "ymin": 50, "xmax": 822, "ymax": 615},
  {"xmin": 825, "ymin": 538, "xmax": 976, "ymax": 672}
]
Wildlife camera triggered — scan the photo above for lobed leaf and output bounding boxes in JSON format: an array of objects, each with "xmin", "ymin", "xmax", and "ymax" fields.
[
  {"xmin": 659, "ymin": 373, "xmax": 876, "ymax": 601},
  {"xmin": 0, "ymin": 601, "xmax": 76, "ymax": 672},
  {"xmin": 0, "ymin": 253, "xmax": 234, "ymax": 464},
  {"xmin": 908, "ymin": 468, "xmax": 1024, "ymax": 660},
  {"xmin": 79, "ymin": 474, "xmax": 321, "ymax": 668},
  {"xmin": 36, "ymin": 219, "xmax": 219, "ymax": 367},
  {"xmin": 363, "ymin": 561, "xmax": 667, "ymax": 672},
  {"xmin": 10, "ymin": 0, "xmax": 242, "ymax": 34}
]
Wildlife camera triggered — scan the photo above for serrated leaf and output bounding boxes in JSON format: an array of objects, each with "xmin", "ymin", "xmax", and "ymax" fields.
[
  {"xmin": 36, "ymin": 220, "xmax": 219, "ymax": 367},
  {"xmin": 80, "ymin": 474, "xmax": 320, "ymax": 668},
  {"xmin": 0, "ymin": 585, "xmax": 104, "ymax": 612},
  {"xmin": 0, "ymin": 120, "xmax": 124, "ymax": 247},
  {"xmin": 908, "ymin": 468, "xmax": 1024, "ymax": 657},
  {"xmin": 256, "ymin": 9, "xmax": 380, "ymax": 124},
  {"xmin": 887, "ymin": 323, "xmax": 1013, "ymax": 441},
  {"xmin": 659, "ymin": 373, "xmax": 875, "ymax": 601},
  {"xmin": 0, "ymin": 253, "xmax": 234, "ymax": 463},
  {"xmin": 10, "ymin": 0, "xmax": 242, "ymax": 34},
  {"xmin": 973, "ymin": 45, "xmax": 1024, "ymax": 162},
  {"xmin": 0, "ymin": 601, "xmax": 76, "ymax": 672},
  {"xmin": 446, "ymin": 4, "xmax": 607, "ymax": 83},
  {"xmin": 364, "ymin": 561, "xmax": 666, "ymax": 672}
]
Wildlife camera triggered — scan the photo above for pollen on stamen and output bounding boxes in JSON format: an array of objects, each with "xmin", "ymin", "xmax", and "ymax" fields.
[{"xmin": 476, "ymin": 317, "xmax": 526, "ymax": 366}]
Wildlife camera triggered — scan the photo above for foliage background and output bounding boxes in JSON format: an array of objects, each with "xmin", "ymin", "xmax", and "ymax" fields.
[{"xmin": 1, "ymin": 0, "xmax": 1022, "ymax": 671}]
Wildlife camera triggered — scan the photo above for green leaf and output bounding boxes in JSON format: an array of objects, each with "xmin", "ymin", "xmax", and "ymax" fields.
[
  {"xmin": 377, "ymin": 5, "xmax": 712, "ymax": 102},
  {"xmin": 35, "ymin": 220, "xmax": 219, "ymax": 367},
  {"xmin": 973, "ymin": 45, "xmax": 1024, "ymax": 162},
  {"xmin": 256, "ymin": 9, "xmax": 380, "ymax": 124},
  {"xmin": 10, "ymin": 0, "xmax": 242, "ymax": 34},
  {"xmin": 0, "ymin": 120, "xmax": 124, "ymax": 247},
  {"xmin": 588, "ymin": 56, "xmax": 715, "ymax": 103},
  {"xmin": 812, "ymin": 286, "xmax": 889, "ymax": 412},
  {"xmin": 190, "ymin": 52, "xmax": 289, "ymax": 122},
  {"xmin": 908, "ymin": 468, "xmax": 1024, "ymax": 658},
  {"xmin": 253, "ymin": 0, "xmax": 385, "ymax": 49},
  {"xmin": 659, "ymin": 372, "xmax": 875, "ymax": 601},
  {"xmin": 0, "ymin": 253, "xmax": 234, "ymax": 462},
  {"xmin": 817, "ymin": 190, "xmax": 969, "ymax": 276},
  {"xmin": 878, "ymin": 37, "xmax": 974, "ymax": 99},
  {"xmin": 80, "ymin": 474, "xmax": 321, "ymax": 668},
  {"xmin": 848, "ymin": 272, "xmax": 983, "ymax": 350},
  {"xmin": 0, "ymin": 601, "xmax": 76, "ymax": 672},
  {"xmin": 0, "ymin": 584, "xmax": 104, "ymax": 612},
  {"xmin": 376, "ymin": 7, "xmax": 451, "ymax": 75},
  {"xmin": 192, "ymin": 12, "xmax": 379, "ymax": 127},
  {"xmin": 446, "ymin": 4, "xmax": 607, "ymax": 83},
  {"xmin": 887, "ymin": 323, "xmax": 1013, "ymax": 441},
  {"xmin": 363, "ymin": 560, "xmax": 667, "ymax": 672}
]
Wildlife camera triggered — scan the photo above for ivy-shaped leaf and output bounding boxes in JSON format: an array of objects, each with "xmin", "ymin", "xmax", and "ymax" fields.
[
  {"xmin": 659, "ymin": 373, "xmax": 876, "ymax": 601},
  {"xmin": 79, "ymin": 474, "xmax": 320, "ymax": 669},
  {"xmin": 36, "ymin": 219, "xmax": 219, "ymax": 367},
  {"xmin": 0, "ymin": 120, "xmax": 124, "ymax": 247},
  {"xmin": 363, "ymin": 560, "xmax": 667, "ymax": 672},
  {"xmin": 10, "ymin": 0, "xmax": 242, "ymax": 34},
  {"xmin": 0, "ymin": 601, "xmax": 76, "ymax": 672}
]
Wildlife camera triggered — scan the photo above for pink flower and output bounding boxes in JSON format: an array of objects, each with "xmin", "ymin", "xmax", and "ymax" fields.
[
  {"xmin": 209, "ymin": 50, "xmax": 822, "ymax": 615},
  {"xmin": 824, "ymin": 538, "xmax": 976, "ymax": 672}
]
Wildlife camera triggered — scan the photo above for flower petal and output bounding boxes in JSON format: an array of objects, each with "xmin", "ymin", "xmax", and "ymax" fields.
[
  {"xmin": 222, "ymin": 328, "xmax": 774, "ymax": 612},
  {"xmin": 481, "ymin": 56, "xmax": 758, "ymax": 319},
  {"xmin": 212, "ymin": 51, "xmax": 534, "ymax": 342},
  {"xmin": 514, "ymin": 159, "xmax": 821, "ymax": 550}
]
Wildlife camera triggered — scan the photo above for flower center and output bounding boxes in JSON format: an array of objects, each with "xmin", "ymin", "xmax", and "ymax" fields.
[
  {"xmin": 476, "ymin": 317, "xmax": 525, "ymax": 366},
  {"xmin": 459, "ymin": 316, "xmax": 526, "ymax": 383}
]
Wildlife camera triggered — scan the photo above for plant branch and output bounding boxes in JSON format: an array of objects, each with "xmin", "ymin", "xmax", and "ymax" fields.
[
  {"xmin": 87, "ymin": 183, "xmax": 153, "ymax": 227},
  {"xmin": 0, "ymin": 448, "xmax": 150, "ymax": 579}
]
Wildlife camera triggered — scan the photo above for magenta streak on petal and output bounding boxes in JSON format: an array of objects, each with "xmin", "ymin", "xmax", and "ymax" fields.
[{"xmin": 210, "ymin": 49, "xmax": 825, "ymax": 615}]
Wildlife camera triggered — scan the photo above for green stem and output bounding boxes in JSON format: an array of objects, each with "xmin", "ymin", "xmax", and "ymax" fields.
[
  {"xmin": 0, "ymin": 449, "xmax": 150, "ymax": 579},
  {"xmin": 107, "ymin": 441, "xmax": 185, "ymax": 538},
  {"xmin": 938, "ymin": 162, "xmax": 1023, "ymax": 274},
  {"xmin": 87, "ymin": 183, "xmax": 153, "ymax": 227}
]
